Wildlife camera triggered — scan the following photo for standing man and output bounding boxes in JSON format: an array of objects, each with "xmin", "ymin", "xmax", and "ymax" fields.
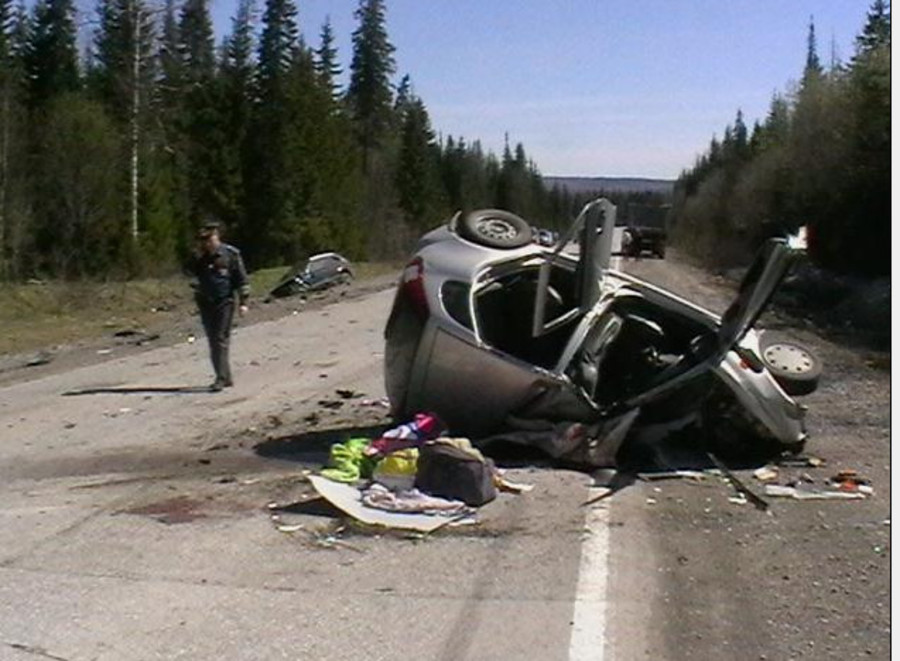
[{"xmin": 189, "ymin": 222, "xmax": 250, "ymax": 391}]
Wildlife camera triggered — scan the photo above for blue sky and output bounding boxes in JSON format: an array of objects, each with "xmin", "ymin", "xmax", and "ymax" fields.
[{"xmin": 208, "ymin": 1, "xmax": 869, "ymax": 178}]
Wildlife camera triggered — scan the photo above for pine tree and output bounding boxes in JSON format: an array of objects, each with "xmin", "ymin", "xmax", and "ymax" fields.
[
  {"xmin": 24, "ymin": 0, "xmax": 79, "ymax": 108},
  {"xmin": 396, "ymin": 89, "xmax": 443, "ymax": 226},
  {"xmin": 157, "ymin": 0, "xmax": 181, "ymax": 113},
  {"xmin": 346, "ymin": 0, "xmax": 395, "ymax": 171},
  {"xmin": 314, "ymin": 16, "xmax": 341, "ymax": 101},
  {"xmin": 803, "ymin": 16, "xmax": 823, "ymax": 83},
  {"xmin": 733, "ymin": 109, "xmax": 748, "ymax": 158},
  {"xmin": 855, "ymin": 0, "xmax": 890, "ymax": 55},
  {"xmin": 0, "ymin": 0, "xmax": 25, "ymax": 278},
  {"xmin": 218, "ymin": 0, "xmax": 256, "ymax": 234},
  {"xmin": 176, "ymin": 0, "xmax": 217, "ymax": 222},
  {"xmin": 242, "ymin": 0, "xmax": 300, "ymax": 264},
  {"xmin": 841, "ymin": 0, "xmax": 890, "ymax": 275},
  {"xmin": 178, "ymin": 0, "xmax": 214, "ymax": 83},
  {"xmin": 0, "ymin": 0, "xmax": 11, "ymax": 57},
  {"xmin": 256, "ymin": 0, "xmax": 298, "ymax": 102}
]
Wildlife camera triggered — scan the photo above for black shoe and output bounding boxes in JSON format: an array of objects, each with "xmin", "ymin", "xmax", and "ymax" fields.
[
  {"xmin": 209, "ymin": 380, "xmax": 225, "ymax": 392},
  {"xmin": 223, "ymin": 378, "xmax": 234, "ymax": 388}
]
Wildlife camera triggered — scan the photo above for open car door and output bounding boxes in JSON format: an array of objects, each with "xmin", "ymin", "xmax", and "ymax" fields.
[
  {"xmin": 622, "ymin": 235, "xmax": 806, "ymax": 408},
  {"xmin": 713, "ymin": 238, "xmax": 802, "ymax": 359},
  {"xmin": 531, "ymin": 198, "xmax": 616, "ymax": 337}
]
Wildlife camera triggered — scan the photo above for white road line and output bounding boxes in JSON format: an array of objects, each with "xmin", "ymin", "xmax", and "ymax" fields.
[
  {"xmin": 568, "ymin": 489, "xmax": 611, "ymax": 661},
  {"xmin": 570, "ymin": 247, "xmax": 620, "ymax": 660}
]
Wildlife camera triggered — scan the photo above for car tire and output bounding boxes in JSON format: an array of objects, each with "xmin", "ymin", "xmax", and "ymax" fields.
[
  {"xmin": 758, "ymin": 332, "xmax": 822, "ymax": 396},
  {"xmin": 459, "ymin": 209, "xmax": 533, "ymax": 249}
]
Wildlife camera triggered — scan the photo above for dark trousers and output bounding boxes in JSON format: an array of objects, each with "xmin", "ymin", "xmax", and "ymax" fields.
[{"xmin": 198, "ymin": 296, "xmax": 235, "ymax": 383}]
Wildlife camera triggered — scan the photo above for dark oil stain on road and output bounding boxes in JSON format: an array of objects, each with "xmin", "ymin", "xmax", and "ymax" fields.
[{"xmin": 123, "ymin": 495, "xmax": 208, "ymax": 524}]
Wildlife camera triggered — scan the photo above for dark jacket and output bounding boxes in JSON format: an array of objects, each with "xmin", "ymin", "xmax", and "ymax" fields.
[{"xmin": 189, "ymin": 243, "xmax": 250, "ymax": 304}]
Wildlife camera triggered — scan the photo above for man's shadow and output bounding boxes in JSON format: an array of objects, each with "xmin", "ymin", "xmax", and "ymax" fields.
[{"xmin": 62, "ymin": 385, "xmax": 212, "ymax": 396}]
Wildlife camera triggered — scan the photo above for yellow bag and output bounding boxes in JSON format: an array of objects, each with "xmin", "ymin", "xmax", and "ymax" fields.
[{"xmin": 373, "ymin": 448, "xmax": 419, "ymax": 491}]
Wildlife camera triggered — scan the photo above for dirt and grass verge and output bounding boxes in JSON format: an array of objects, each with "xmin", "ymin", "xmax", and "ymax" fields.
[{"xmin": 0, "ymin": 262, "xmax": 401, "ymax": 382}]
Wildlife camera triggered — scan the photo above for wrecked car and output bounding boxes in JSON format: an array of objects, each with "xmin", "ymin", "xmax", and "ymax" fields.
[
  {"xmin": 383, "ymin": 199, "xmax": 821, "ymax": 466},
  {"xmin": 265, "ymin": 252, "xmax": 353, "ymax": 301}
]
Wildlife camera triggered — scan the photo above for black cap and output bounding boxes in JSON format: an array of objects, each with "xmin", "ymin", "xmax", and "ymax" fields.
[{"xmin": 197, "ymin": 221, "xmax": 220, "ymax": 239}]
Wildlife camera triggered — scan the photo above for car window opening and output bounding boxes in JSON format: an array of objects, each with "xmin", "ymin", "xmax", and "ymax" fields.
[{"xmin": 475, "ymin": 263, "xmax": 580, "ymax": 369}]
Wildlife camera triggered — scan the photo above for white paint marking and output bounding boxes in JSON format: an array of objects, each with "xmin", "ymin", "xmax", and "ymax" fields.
[
  {"xmin": 570, "ymin": 246, "xmax": 620, "ymax": 660},
  {"xmin": 568, "ymin": 488, "xmax": 611, "ymax": 661}
]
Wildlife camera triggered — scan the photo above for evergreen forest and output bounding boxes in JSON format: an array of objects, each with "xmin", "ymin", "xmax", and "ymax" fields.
[
  {"xmin": 0, "ymin": 0, "xmax": 584, "ymax": 279},
  {"xmin": 668, "ymin": 2, "xmax": 891, "ymax": 277},
  {"xmin": 0, "ymin": 0, "xmax": 890, "ymax": 281}
]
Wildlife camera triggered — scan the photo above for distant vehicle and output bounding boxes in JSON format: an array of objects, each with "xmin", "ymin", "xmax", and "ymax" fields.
[
  {"xmin": 622, "ymin": 225, "xmax": 666, "ymax": 258},
  {"xmin": 265, "ymin": 252, "xmax": 353, "ymax": 301},
  {"xmin": 383, "ymin": 200, "xmax": 820, "ymax": 465}
]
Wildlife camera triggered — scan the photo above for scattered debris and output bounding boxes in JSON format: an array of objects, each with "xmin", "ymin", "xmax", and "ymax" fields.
[
  {"xmin": 361, "ymin": 398, "xmax": 391, "ymax": 408},
  {"xmin": 318, "ymin": 399, "xmax": 344, "ymax": 410},
  {"xmin": 24, "ymin": 352, "xmax": 53, "ymax": 368},
  {"xmin": 829, "ymin": 469, "xmax": 870, "ymax": 488},
  {"xmin": 495, "ymin": 476, "xmax": 534, "ymax": 494},
  {"xmin": 336, "ymin": 388, "xmax": 362, "ymax": 399},
  {"xmin": 764, "ymin": 484, "xmax": 867, "ymax": 500},
  {"xmin": 113, "ymin": 329, "xmax": 161, "ymax": 346},
  {"xmin": 778, "ymin": 455, "xmax": 825, "ymax": 468},
  {"xmin": 638, "ymin": 470, "xmax": 709, "ymax": 481},
  {"xmin": 96, "ymin": 348, "xmax": 113, "ymax": 355},
  {"xmin": 707, "ymin": 453, "xmax": 769, "ymax": 512},
  {"xmin": 753, "ymin": 466, "xmax": 780, "ymax": 482}
]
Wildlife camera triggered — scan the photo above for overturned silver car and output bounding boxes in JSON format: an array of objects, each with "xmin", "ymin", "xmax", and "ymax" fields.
[{"xmin": 384, "ymin": 199, "xmax": 820, "ymax": 467}]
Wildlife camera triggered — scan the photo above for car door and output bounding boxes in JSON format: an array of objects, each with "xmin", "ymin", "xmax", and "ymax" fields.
[
  {"xmin": 621, "ymin": 236, "xmax": 804, "ymax": 408},
  {"xmin": 531, "ymin": 197, "xmax": 616, "ymax": 338}
]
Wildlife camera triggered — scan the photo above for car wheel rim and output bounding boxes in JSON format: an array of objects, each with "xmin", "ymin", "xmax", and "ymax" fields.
[
  {"xmin": 476, "ymin": 218, "xmax": 517, "ymax": 241},
  {"xmin": 764, "ymin": 343, "xmax": 814, "ymax": 374}
]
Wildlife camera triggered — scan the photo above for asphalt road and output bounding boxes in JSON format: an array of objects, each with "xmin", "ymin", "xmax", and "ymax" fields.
[{"xmin": 0, "ymin": 254, "xmax": 890, "ymax": 660}]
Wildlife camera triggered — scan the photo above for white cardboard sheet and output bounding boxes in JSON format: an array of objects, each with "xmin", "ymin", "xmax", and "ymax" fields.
[{"xmin": 308, "ymin": 475, "xmax": 457, "ymax": 532}]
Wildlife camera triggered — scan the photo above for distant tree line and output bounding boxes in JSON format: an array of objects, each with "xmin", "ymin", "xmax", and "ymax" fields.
[
  {"xmin": 0, "ymin": 0, "xmax": 587, "ymax": 280},
  {"xmin": 668, "ymin": 1, "xmax": 890, "ymax": 277}
]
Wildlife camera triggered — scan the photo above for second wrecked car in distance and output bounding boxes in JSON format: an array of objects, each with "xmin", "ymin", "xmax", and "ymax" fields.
[
  {"xmin": 383, "ymin": 199, "xmax": 821, "ymax": 466},
  {"xmin": 265, "ymin": 252, "xmax": 354, "ymax": 301}
]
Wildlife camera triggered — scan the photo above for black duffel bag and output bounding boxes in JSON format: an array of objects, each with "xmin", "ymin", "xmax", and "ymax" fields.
[{"xmin": 414, "ymin": 440, "xmax": 497, "ymax": 507}]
